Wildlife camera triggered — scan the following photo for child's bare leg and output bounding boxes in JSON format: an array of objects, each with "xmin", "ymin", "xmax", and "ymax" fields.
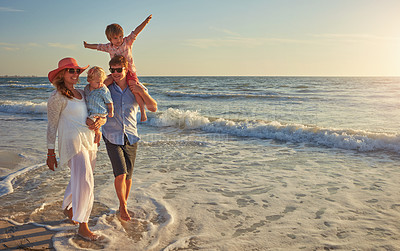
[
  {"xmin": 134, "ymin": 93, "xmax": 147, "ymax": 122},
  {"xmin": 94, "ymin": 128, "xmax": 102, "ymax": 144},
  {"xmin": 127, "ymin": 79, "xmax": 147, "ymax": 122}
]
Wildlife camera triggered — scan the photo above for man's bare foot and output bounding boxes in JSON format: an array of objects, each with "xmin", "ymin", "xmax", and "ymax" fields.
[
  {"xmin": 119, "ymin": 205, "xmax": 131, "ymax": 221},
  {"xmin": 63, "ymin": 208, "xmax": 78, "ymax": 225}
]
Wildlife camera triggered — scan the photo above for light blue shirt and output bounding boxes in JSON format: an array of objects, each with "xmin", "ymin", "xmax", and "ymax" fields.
[
  {"xmin": 84, "ymin": 85, "xmax": 113, "ymax": 117},
  {"xmin": 102, "ymin": 83, "xmax": 141, "ymax": 145}
]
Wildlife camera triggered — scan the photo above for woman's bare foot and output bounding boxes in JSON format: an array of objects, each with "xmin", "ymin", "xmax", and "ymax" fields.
[
  {"xmin": 119, "ymin": 205, "xmax": 131, "ymax": 221},
  {"xmin": 78, "ymin": 223, "xmax": 99, "ymax": 241},
  {"xmin": 63, "ymin": 208, "xmax": 78, "ymax": 225}
]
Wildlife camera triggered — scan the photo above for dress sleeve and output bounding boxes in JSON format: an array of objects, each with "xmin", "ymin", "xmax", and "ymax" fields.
[{"xmin": 47, "ymin": 91, "xmax": 67, "ymax": 149}]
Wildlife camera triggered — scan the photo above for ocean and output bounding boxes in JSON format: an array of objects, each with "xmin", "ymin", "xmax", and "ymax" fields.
[{"xmin": 0, "ymin": 76, "xmax": 400, "ymax": 250}]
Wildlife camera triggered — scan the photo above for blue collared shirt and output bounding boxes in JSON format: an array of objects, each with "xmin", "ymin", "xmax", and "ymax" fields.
[{"xmin": 102, "ymin": 83, "xmax": 145, "ymax": 145}]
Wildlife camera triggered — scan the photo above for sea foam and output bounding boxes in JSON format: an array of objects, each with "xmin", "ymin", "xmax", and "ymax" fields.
[
  {"xmin": 149, "ymin": 108, "xmax": 400, "ymax": 153},
  {"xmin": 0, "ymin": 163, "xmax": 45, "ymax": 197},
  {"xmin": 0, "ymin": 100, "xmax": 47, "ymax": 114}
]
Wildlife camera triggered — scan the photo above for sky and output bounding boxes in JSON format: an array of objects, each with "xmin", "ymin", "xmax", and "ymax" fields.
[{"xmin": 1, "ymin": 0, "xmax": 400, "ymax": 77}]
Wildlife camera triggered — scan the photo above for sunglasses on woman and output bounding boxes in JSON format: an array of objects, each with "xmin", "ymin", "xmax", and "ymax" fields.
[
  {"xmin": 66, "ymin": 68, "xmax": 81, "ymax": 74},
  {"xmin": 109, "ymin": 67, "xmax": 125, "ymax": 73}
]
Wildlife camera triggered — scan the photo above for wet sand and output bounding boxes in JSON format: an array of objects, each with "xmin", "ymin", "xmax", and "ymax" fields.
[
  {"xmin": 0, "ymin": 150, "xmax": 24, "ymax": 176},
  {"xmin": 0, "ymin": 219, "xmax": 56, "ymax": 250}
]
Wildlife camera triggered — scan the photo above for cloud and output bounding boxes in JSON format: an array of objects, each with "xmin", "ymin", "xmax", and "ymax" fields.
[
  {"xmin": 27, "ymin": 43, "xmax": 40, "ymax": 47},
  {"xmin": 313, "ymin": 33, "xmax": 400, "ymax": 43},
  {"xmin": 48, "ymin": 43, "xmax": 77, "ymax": 50},
  {"xmin": 185, "ymin": 26, "xmax": 316, "ymax": 49},
  {"xmin": 185, "ymin": 37, "xmax": 264, "ymax": 48},
  {"xmin": 2, "ymin": 47, "xmax": 20, "ymax": 51},
  {"xmin": 184, "ymin": 36, "xmax": 312, "ymax": 49},
  {"xmin": 209, "ymin": 26, "xmax": 241, "ymax": 37},
  {"xmin": 184, "ymin": 31, "xmax": 400, "ymax": 49},
  {"xmin": 0, "ymin": 42, "xmax": 19, "ymax": 51},
  {"xmin": 0, "ymin": 7, "xmax": 24, "ymax": 12},
  {"xmin": 0, "ymin": 42, "xmax": 41, "ymax": 51}
]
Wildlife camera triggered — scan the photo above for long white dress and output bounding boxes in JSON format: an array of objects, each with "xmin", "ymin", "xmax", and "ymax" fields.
[{"xmin": 47, "ymin": 90, "xmax": 97, "ymax": 223}]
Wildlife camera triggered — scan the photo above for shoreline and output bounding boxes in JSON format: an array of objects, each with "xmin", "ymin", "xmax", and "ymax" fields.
[{"xmin": 0, "ymin": 219, "xmax": 56, "ymax": 250}]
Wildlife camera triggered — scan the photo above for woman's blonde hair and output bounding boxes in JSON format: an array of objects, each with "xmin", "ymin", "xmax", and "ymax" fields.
[
  {"xmin": 87, "ymin": 66, "xmax": 107, "ymax": 82},
  {"xmin": 52, "ymin": 69, "xmax": 76, "ymax": 99}
]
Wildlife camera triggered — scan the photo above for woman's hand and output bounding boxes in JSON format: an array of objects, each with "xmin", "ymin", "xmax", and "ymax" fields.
[
  {"xmin": 86, "ymin": 117, "xmax": 107, "ymax": 131},
  {"xmin": 47, "ymin": 150, "xmax": 57, "ymax": 171}
]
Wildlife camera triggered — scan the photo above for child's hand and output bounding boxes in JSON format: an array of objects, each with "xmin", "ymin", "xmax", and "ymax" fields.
[
  {"xmin": 128, "ymin": 81, "xmax": 145, "ymax": 94},
  {"xmin": 147, "ymin": 14, "xmax": 152, "ymax": 21},
  {"xmin": 108, "ymin": 111, "xmax": 114, "ymax": 118},
  {"xmin": 83, "ymin": 41, "xmax": 88, "ymax": 48}
]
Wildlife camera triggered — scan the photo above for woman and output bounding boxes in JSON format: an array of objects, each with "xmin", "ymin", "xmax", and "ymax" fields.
[{"xmin": 46, "ymin": 57, "xmax": 103, "ymax": 241}]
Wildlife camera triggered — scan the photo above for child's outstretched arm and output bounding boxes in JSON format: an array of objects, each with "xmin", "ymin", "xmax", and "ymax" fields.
[
  {"xmin": 132, "ymin": 14, "xmax": 152, "ymax": 36},
  {"xmin": 83, "ymin": 41, "xmax": 99, "ymax": 50}
]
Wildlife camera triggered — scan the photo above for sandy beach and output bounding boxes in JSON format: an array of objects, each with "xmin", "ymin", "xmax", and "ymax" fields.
[
  {"xmin": 2, "ymin": 76, "xmax": 400, "ymax": 249},
  {"xmin": 0, "ymin": 219, "xmax": 55, "ymax": 250}
]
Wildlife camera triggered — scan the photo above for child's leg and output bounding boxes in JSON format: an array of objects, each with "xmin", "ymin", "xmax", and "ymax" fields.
[
  {"xmin": 129, "ymin": 80, "xmax": 147, "ymax": 122},
  {"xmin": 134, "ymin": 93, "xmax": 147, "ymax": 122},
  {"xmin": 94, "ymin": 128, "xmax": 102, "ymax": 144},
  {"xmin": 127, "ymin": 71, "xmax": 147, "ymax": 122}
]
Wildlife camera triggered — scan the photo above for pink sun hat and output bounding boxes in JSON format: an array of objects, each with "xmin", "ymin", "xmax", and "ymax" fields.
[{"xmin": 48, "ymin": 57, "xmax": 89, "ymax": 83}]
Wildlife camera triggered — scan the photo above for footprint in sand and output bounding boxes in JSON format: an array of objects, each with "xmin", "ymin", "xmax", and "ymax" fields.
[
  {"xmin": 115, "ymin": 209, "xmax": 149, "ymax": 242},
  {"xmin": 315, "ymin": 208, "xmax": 326, "ymax": 219},
  {"xmin": 71, "ymin": 233, "xmax": 108, "ymax": 249}
]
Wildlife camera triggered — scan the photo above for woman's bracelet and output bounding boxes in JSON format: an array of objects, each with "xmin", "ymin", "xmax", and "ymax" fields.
[{"xmin": 47, "ymin": 154, "xmax": 56, "ymax": 157}]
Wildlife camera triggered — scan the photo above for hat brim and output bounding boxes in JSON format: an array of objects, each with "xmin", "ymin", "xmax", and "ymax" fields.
[{"xmin": 48, "ymin": 65, "xmax": 89, "ymax": 83}]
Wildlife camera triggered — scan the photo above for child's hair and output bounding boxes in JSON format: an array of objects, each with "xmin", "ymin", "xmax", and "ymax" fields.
[
  {"xmin": 109, "ymin": 55, "xmax": 128, "ymax": 69},
  {"xmin": 87, "ymin": 66, "xmax": 107, "ymax": 82},
  {"xmin": 105, "ymin": 23, "xmax": 124, "ymax": 41}
]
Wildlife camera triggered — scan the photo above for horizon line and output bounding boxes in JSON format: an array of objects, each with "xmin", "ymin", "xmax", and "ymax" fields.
[{"xmin": 1, "ymin": 75, "xmax": 400, "ymax": 78}]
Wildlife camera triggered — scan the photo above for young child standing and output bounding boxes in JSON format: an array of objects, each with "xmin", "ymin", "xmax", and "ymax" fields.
[
  {"xmin": 84, "ymin": 66, "xmax": 114, "ymax": 144},
  {"xmin": 84, "ymin": 14, "xmax": 152, "ymax": 122}
]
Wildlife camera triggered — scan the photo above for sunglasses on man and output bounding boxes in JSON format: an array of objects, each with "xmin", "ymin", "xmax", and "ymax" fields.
[{"xmin": 109, "ymin": 67, "xmax": 125, "ymax": 73}]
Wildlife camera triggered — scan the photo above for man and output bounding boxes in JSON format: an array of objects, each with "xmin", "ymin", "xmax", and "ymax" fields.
[{"xmin": 102, "ymin": 55, "xmax": 157, "ymax": 221}]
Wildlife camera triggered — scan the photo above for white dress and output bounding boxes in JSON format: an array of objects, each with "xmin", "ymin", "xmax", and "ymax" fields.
[
  {"xmin": 47, "ymin": 90, "xmax": 97, "ymax": 167},
  {"xmin": 47, "ymin": 89, "xmax": 97, "ymax": 223}
]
